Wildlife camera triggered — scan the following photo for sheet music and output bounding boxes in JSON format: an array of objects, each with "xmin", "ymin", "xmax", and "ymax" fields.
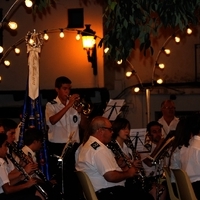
[
  {"xmin": 129, "ymin": 128, "xmax": 149, "ymax": 153},
  {"xmin": 102, "ymin": 99, "xmax": 125, "ymax": 120}
]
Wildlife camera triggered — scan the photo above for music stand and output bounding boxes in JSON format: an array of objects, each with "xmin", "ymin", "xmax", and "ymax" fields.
[
  {"xmin": 102, "ymin": 99, "xmax": 125, "ymax": 120},
  {"xmin": 129, "ymin": 128, "xmax": 150, "ymax": 153}
]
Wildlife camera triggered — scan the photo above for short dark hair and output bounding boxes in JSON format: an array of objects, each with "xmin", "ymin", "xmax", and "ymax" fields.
[
  {"xmin": 0, "ymin": 118, "xmax": 18, "ymax": 133},
  {"xmin": 0, "ymin": 134, "xmax": 7, "ymax": 147},
  {"xmin": 24, "ymin": 128, "xmax": 43, "ymax": 146},
  {"xmin": 112, "ymin": 118, "xmax": 131, "ymax": 139},
  {"xmin": 146, "ymin": 121, "xmax": 163, "ymax": 133},
  {"xmin": 55, "ymin": 76, "xmax": 72, "ymax": 88}
]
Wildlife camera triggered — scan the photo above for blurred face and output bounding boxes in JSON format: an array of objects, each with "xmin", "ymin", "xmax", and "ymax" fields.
[
  {"xmin": 6, "ymin": 129, "xmax": 16, "ymax": 144},
  {"xmin": 149, "ymin": 125, "xmax": 162, "ymax": 144},
  {"xmin": 118, "ymin": 125, "xmax": 130, "ymax": 141},
  {"xmin": 56, "ymin": 83, "xmax": 71, "ymax": 102},
  {"xmin": 0, "ymin": 141, "xmax": 8, "ymax": 158},
  {"xmin": 34, "ymin": 140, "xmax": 42, "ymax": 152},
  {"xmin": 101, "ymin": 121, "xmax": 113, "ymax": 144},
  {"xmin": 161, "ymin": 101, "xmax": 175, "ymax": 118},
  {"xmin": 0, "ymin": 126, "xmax": 5, "ymax": 134}
]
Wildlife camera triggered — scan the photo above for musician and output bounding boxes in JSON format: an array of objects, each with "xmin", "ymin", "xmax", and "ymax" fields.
[
  {"xmin": 158, "ymin": 99, "xmax": 179, "ymax": 138},
  {"xmin": 0, "ymin": 134, "xmax": 41, "ymax": 200},
  {"xmin": 76, "ymin": 116, "xmax": 139, "ymax": 200},
  {"xmin": 111, "ymin": 117, "xmax": 154, "ymax": 200},
  {"xmin": 142, "ymin": 121, "xmax": 167, "ymax": 200},
  {"xmin": 45, "ymin": 76, "xmax": 86, "ymax": 199}
]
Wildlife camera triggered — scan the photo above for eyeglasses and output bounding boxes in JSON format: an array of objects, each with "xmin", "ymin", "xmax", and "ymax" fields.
[{"xmin": 101, "ymin": 127, "xmax": 113, "ymax": 132}]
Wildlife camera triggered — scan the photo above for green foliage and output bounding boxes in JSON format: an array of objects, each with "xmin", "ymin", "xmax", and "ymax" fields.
[
  {"xmin": 32, "ymin": 0, "xmax": 57, "ymax": 13},
  {"xmin": 101, "ymin": 0, "xmax": 200, "ymax": 61}
]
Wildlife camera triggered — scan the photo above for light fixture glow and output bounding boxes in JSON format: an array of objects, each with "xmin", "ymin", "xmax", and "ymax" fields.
[
  {"xmin": 158, "ymin": 63, "xmax": 165, "ymax": 69},
  {"xmin": 59, "ymin": 29, "xmax": 64, "ymax": 38},
  {"xmin": 4, "ymin": 60, "xmax": 10, "ymax": 67},
  {"xmin": 164, "ymin": 48, "xmax": 170, "ymax": 55},
  {"xmin": 117, "ymin": 59, "xmax": 122, "ymax": 65},
  {"xmin": 0, "ymin": 46, "xmax": 3, "ymax": 53},
  {"xmin": 25, "ymin": 0, "xmax": 33, "ymax": 7},
  {"xmin": 44, "ymin": 33, "xmax": 49, "ymax": 40},
  {"xmin": 14, "ymin": 48, "xmax": 20, "ymax": 54},
  {"xmin": 104, "ymin": 47, "xmax": 109, "ymax": 54},
  {"xmin": 126, "ymin": 71, "xmax": 132, "ymax": 77},
  {"xmin": 187, "ymin": 28, "xmax": 192, "ymax": 35},
  {"xmin": 76, "ymin": 34, "xmax": 80, "ymax": 40},
  {"xmin": 81, "ymin": 25, "xmax": 96, "ymax": 49},
  {"xmin": 8, "ymin": 21, "xmax": 18, "ymax": 30},
  {"xmin": 174, "ymin": 36, "xmax": 180, "ymax": 43},
  {"xmin": 157, "ymin": 78, "xmax": 163, "ymax": 84},
  {"xmin": 134, "ymin": 87, "xmax": 140, "ymax": 92}
]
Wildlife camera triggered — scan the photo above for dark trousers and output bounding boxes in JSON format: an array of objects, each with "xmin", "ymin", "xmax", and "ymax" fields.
[
  {"xmin": 192, "ymin": 180, "xmax": 200, "ymax": 199},
  {"xmin": 48, "ymin": 142, "xmax": 84, "ymax": 200}
]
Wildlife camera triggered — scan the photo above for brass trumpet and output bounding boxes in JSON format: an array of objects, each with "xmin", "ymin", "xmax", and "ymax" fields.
[{"xmin": 68, "ymin": 95, "xmax": 93, "ymax": 116}]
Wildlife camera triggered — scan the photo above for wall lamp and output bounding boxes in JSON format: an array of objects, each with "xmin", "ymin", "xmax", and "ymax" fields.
[{"xmin": 81, "ymin": 24, "xmax": 97, "ymax": 76}]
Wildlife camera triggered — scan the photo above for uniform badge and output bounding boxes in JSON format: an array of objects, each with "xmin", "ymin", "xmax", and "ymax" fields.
[
  {"xmin": 73, "ymin": 115, "xmax": 78, "ymax": 123},
  {"xmin": 91, "ymin": 142, "xmax": 100, "ymax": 150}
]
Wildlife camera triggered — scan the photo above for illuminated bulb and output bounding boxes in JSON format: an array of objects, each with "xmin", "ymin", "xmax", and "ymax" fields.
[
  {"xmin": 8, "ymin": 21, "xmax": 18, "ymax": 30},
  {"xmin": 25, "ymin": 0, "xmax": 33, "ymax": 7},
  {"xmin": 134, "ymin": 87, "xmax": 140, "ymax": 92},
  {"xmin": 0, "ymin": 46, "xmax": 3, "ymax": 53},
  {"xmin": 14, "ymin": 48, "xmax": 20, "ymax": 54},
  {"xmin": 174, "ymin": 36, "xmax": 180, "ymax": 43},
  {"xmin": 76, "ymin": 34, "xmax": 80, "ymax": 40},
  {"xmin": 158, "ymin": 63, "xmax": 165, "ymax": 69},
  {"xmin": 126, "ymin": 71, "xmax": 132, "ymax": 77},
  {"xmin": 29, "ymin": 39, "xmax": 34, "ymax": 45},
  {"xmin": 0, "ymin": 76, "xmax": 1, "ymax": 81},
  {"xmin": 157, "ymin": 79, "xmax": 163, "ymax": 84},
  {"xmin": 164, "ymin": 49, "xmax": 170, "ymax": 55},
  {"xmin": 104, "ymin": 47, "xmax": 109, "ymax": 54},
  {"xmin": 44, "ymin": 33, "xmax": 49, "ymax": 40},
  {"xmin": 187, "ymin": 28, "xmax": 192, "ymax": 35},
  {"xmin": 117, "ymin": 59, "xmax": 122, "ymax": 64},
  {"xmin": 4, "ymin": 60, "xmax": 10, "ymax": 67},
  {"xmin": 59, "ymin": 31, "xmax": 64, "ymax": 38}
]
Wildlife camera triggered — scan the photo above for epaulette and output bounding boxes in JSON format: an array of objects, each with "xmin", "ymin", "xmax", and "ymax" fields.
[
  {"xmin": 91, "ymin": 142, "xmax": 100, "ymax": 150},
  {"xmin": 50, "ymin": 100, "xmax": 57, "ymax": 104}
]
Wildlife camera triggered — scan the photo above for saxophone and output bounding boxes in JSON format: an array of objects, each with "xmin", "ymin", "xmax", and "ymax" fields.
[{"xmin": 6, "ymin": 153, "xmax": 48, "ymax": 200}]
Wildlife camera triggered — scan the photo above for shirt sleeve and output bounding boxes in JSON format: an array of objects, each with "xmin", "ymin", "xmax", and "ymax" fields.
[
  {"xmin": 45, "ymin": 103, "xmax": 55, "ymax": 125},
  {"xmin": 0, "ymin": 164, "xmax": 10, "ymax": 188}
]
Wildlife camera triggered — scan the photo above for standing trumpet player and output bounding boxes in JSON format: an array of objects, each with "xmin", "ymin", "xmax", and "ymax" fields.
[{"xmin": 45, "ymin": 76, "xmax": 87, "ymax": 200}]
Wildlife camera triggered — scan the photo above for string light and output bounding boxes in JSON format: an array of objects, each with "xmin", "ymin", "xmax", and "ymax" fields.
[
  {"xmin": 162, "ymin": 48, "xmax": 171, "ymax": 55},
  {"xmin": 0, "ymin": 76, "xmax": 1, "ymax": 82},
  {"xmin": 133, "ymin": 87, "xmax": 140, "ymax": 92},
  {"xmin": 76, "ymin": 31, "xmax": 81, "ymax": 40},
  {"xmin": 25, "ymin": 0, "xmax": 33, "ymax": 8},
  {"xmin": 126, "ymin": 71, "xmax": 132, "ymax": 77},
  {"xmin": 8, "ymin": 21, "xmax": 18, "ymax": 30},
  {"xmin": 0, "ymin": 46, "xmax": 3, "ymax": 53},
  {"xmin": 174, "ymin": 36, "xmax": 180, "ymax": 43},
  {"xmin": 117, "ymin": 59, "xmax": 122, "ymax": 64},
  {"xmin": 59, "ymin": 29, "xmax": 64, "ymax": 38},
  {"xmin": 14, "ymin": 47, "xmax": 20, "ymax": 54},
  {"xmin": 157, "ymin": 78, "xmax": 163, "ymax": 84},
  {"xmin": 4, "ymin": 60, "xmax": 10, "ymax": 67},
  {"xmin": 156, "ymin": 63, "xmax": 165, "ymax": 69},
  {"xmin": 187, "ymin": 27, "xmax": 192, "ymax": 35},
  {"xmin": 43, "ymin": 31, "xmax": 49, "ymax": 40}
]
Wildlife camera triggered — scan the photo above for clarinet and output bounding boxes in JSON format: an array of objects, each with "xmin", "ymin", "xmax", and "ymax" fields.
[
  {"xmin": 6, "ymin": 153, "xmax": 48, "ymax": 200},
  {"xmin": 7, "ymin": 142, "xmax": 48, "ymax": 182},
  {"xmin": 107, "ymin": 139, "xmax": 132, "ymax": 168},
  {"xmin": 124, "ymin": 136, "xmax": 146, "ymax": 190}
]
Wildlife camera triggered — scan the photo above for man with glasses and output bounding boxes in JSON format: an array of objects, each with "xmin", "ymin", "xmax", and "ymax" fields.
[
  {"xmin": 158, "ymin": 99, "xmax": 179, "ymax": 138},
  {"xmin": 75, "ymin": 116, "xmax": 140, "ymax": 200}
]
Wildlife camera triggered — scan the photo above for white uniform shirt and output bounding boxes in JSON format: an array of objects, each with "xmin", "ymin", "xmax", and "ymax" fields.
[
  {"xmin": 75, "ymin": 136, "xmax": 124, "ymax": 192},
  {"xmin": 45, "ymin": 96, "xmax": 81, "ymax": 143},
  {"xmin": 158, "ymin": 117, "xmax": 179, "ymax": 137},
  {"xmin": 170, "ymin": 135, "xmax": 200, "ymax": 183},
  {"xmin": 0, "ymin": 158, "xmax": 14, "ymax": 194}
]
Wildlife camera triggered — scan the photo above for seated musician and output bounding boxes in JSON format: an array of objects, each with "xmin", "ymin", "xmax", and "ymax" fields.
[
  {"xmin": 141, "ymin": 121, "xmax": 167, "ymax": 200},
  {"xmin": 111, "ymin": 117, "xmax": 154, "ymax": 200},
  {"xmin": 76, "ymin": 116, "xmax": 138, "ymax": 200},
  {"xmin": 0, "ymin": 133, "xmax": 41, "ymax": 200}
]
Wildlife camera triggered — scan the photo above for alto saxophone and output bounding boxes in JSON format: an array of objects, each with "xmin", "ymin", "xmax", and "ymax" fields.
[{"xmin": 6, "ymin": 153, "xmax": 48, "ymax": 200}]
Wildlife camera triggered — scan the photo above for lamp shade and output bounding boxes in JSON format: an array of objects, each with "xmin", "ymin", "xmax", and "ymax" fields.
[{"xmin": 81, "ymin": 24, "xmax": 96, "ymax": 49}]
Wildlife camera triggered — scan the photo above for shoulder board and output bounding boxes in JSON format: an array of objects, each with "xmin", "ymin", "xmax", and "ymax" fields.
[
  {"xmin": 91, "ymin": 142, "xmax": 100, "ymax": 150},
  {"xmin": 50, "ymin": 100, "xmax": 57, "ymax": 104}
]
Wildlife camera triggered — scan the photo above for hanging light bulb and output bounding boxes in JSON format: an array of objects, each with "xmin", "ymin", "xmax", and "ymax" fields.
[
  {"xmin": 104, "ymin": 47, "xmax": 109, "ymax": 54},
  {"xmin": 174, "ymin": 36, "xmax": 180, "ymax": 43},
  {"xmin": 59, "ymin": 29, "xmax": 64, "ymax": 38},
  {"xmin": 157, "ymin": 78, "xmax": 163, "ymax": 84},
  {"xmin": 8, "ymin": 21, "xmax": 18, "ymax": 30},
  {"xmin": 76, "ymin": 34, "xmax": 80, "ymax": 40},
  {"xmin": 0, "ymin": 46, "xmax": 3, "ymax": 53},
  {"xmin": 117, "ymin": 59, "xmax": 122, "ymax": 65},
  {"xmin": 133, "ymin": 87, "xmax": 140, "ymax": 92},
  {"xmin": 187, "ymin": 27, "xmax": 192, "ymax": 35},
  {"xmin": 162, "ymin": 48, "xmax": 170, "ymax": 55},
  {"xmin": 29, "ymin": 38, "xmax": 34, "ymax": 45},
  {"xmin": 25, "ymin": 0, "xmax": 33, "ymax": 7},
  {"xmin": 4, "ymin": 60, "xmax": 10, "ymax": 67},
  {"xmin": 126, "ymin": 71, "xmax": 132, "ymax": 77},
  {"xmin": 14, "ymin": 47, "xmax": 20, "ymax": 54},
  {"xmin": 43, "ymin": 31, "xmax": 49, "ymax": 40},
  {"xmin": 158, "ymin": 63, "xmax": 165, "ymax": 69}
]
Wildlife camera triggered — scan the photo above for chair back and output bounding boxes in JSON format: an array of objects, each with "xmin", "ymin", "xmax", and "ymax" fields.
[
  {"xmin": 171, "ymin": 168, "xmax": 197, "ymax": 200},
  {"xmin": 75, "ymin": 171, "xmax": 98, "ymax": 200},
  {"xmin": 163, "ymin": 167, "xmax": 180, "ymax": 200}
]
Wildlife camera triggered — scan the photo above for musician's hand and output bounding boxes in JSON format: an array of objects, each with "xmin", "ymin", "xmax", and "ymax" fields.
[
  {"xmin": 24, "ymin": 163, "xmax": 38, "ymax": 174},
  {"xmin": 116, "ymin": 157, "xmax": 126, "ymax": 169},
  {"xmin": 133, "ymin": 160, "xmax": 142, "ymax": 168},
  {"xmin": 128, "ymin": 166, "xmax": 138, "ymax": 177},
  {"xmin": 50, "ymin": 179, "xmax": 57, "ymax": 185},
  {"xmin": 25, "ymin": 178, "xmax": 37, "ymax": 188},
  {"xmin": 68, "ymin": 94, "xmax": 80, "ymax": 108}
]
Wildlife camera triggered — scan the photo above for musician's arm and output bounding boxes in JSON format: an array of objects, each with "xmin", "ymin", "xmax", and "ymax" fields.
[{"xmin": 8, "ymin": 168, "xmax": 24, "ymax": 185}]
